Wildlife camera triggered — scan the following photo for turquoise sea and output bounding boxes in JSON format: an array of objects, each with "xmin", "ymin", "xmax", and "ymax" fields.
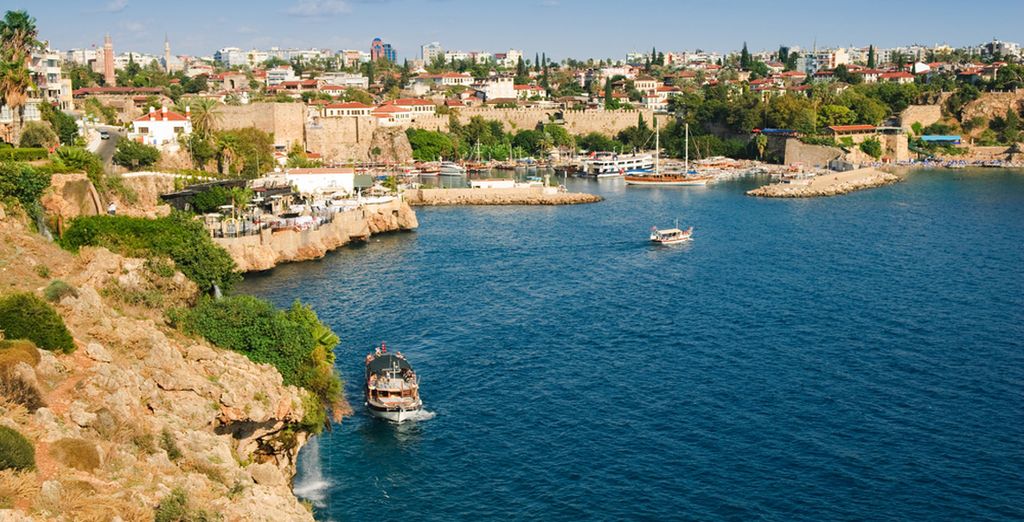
[{"xmin": 238, "ymin": 169, "xmax": 1024, "ymax": 521}]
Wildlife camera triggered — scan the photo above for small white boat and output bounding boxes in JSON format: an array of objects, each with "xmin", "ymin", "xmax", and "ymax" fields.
[
  {"xmin": 365, "ymin": 344, "xmax": 423, "ymax": 422},
  {"xmin": 439, "ymin": 161, "xmax": 467, "ymax": 176},
  {"xmin": 650, "ymin": 223, "xmax": 693, "ymax": 245}
]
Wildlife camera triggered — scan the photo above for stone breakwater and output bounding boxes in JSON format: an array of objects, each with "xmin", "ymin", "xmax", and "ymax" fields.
[
  {"xmin": 215, "ymin": 199, "xmax": 419, "ymax": 272},
  {"xmin": 747, "ymin": 168, "xmax": 901, "ymax": 198},
  {"xmin": 406, "ymin": 187, "xmax": 603, "ymax": 206}
]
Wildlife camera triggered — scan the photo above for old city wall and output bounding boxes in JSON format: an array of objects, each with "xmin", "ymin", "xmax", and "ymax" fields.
[
  {"xmin": 305, "ymin": 118, "xmax": 414, "ymax": 163},
  {"xmin": 900, "ymin": 105, "xmax": 944, "ymax": 131},
  {"xmin": 783, "ymin": 138, "xmax": 843, "ymax": 167},
  {"xmin": 409, "ymin": 108, "xmax": 658, "ymax": 136},
  {"xmin": 214, "ymin": 103, "xmax": 305, "ymax": 147}
]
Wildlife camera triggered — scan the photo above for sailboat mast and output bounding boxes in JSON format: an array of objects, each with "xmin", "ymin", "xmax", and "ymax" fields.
[
  {"xmin": 655, "ymin": 118, "xmax": 660, "ymax": 174},
  {"xmin": 685, "ymin": 122, "xmax": 689, "ymax": 171}
]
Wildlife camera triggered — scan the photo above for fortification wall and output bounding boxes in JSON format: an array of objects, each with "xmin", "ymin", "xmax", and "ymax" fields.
[
  {"xmin": 900, "ymin": 105, "xmax": 943, "ymax": 131},
  {"xmin": 409, "ymin": 108, "xmax": 658, "ymax": 136},
  {"xmin": 784, "ymin": 139, "xmax": 843, "ymax": 167},
  {"xmin": 214, "ymin": 103, "xmax": 306, "ymax": 147}
]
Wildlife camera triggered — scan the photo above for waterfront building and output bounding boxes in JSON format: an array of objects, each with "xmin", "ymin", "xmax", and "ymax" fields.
[
  {"xmin": 382, "ymin": 98, "xmax": 436, "ymax": 118},
  {"xmin": 371, "ymin": 104, "xmax": 412, "ymax": 126},
  {"xmin": 130, "ymin": 106, "xmax": 192, "ymax": 148}
]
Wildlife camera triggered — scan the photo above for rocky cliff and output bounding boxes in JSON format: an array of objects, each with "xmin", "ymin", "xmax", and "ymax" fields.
[
  {"xmin": 0, "ymin": 212, "xmax": 316, "ymax": 521},
  {"xmin": 215, "ymin": 199, "xmax": 419, "ymax": 272}
]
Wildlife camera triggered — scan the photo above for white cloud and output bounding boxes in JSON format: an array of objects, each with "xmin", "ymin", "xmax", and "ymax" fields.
[
  {"xmin": 104, "ymin": 0, "xmax": 129, "ymax": 12},
  {"xmin": 285, "ymin": 0, "xmax": 351, "ymax": 17}
]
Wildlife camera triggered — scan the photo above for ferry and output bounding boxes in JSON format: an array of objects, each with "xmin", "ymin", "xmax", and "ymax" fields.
[
  {"xmin": 440, "ymin": 161, "xmax": 467, "ymax": 176},
  {"xmin": 650, "ymin": 224, "xmax": 694, "ymax": 245},
  {"xmin": 364, "ymin": 344, "xmax": 423, "ymax": 422},
  {"xmin": 581, "ymin": 152, "xmax": 654, "ymax": 178}
]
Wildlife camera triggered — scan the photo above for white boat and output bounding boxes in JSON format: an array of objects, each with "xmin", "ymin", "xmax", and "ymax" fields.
[
  {"xmin": 365, "ymin": 344, "xmax": 423, "ymax": 423},
  {"xmin": 439, "ymin": 161, "xmax": 467, "ymax": 176},
  {"xmin": 650, "ymin": 223, "xmax": 694, "ymax": 245},
  {"xmin": 581, "ymin": 152, "xmax": 654, "ymax": 178}
]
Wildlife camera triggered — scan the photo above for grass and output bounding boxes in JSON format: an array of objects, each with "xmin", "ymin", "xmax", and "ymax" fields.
[
  {"xmin": 33, "ymin": 265, "xmax": 50, "ymax": 278},
  {"xmin": 43, "ymin": 280, "xmax": 78, "ymax": 303},
  {"xmin": 0, "ymin": 469, "xmax": 39, "ymax": 510},
  {"xmin": 49, "ymin": 438, "xmax": 100, "ymax": 472},
  {"xmin": 102, "ymin": 281, "xmax": 164, "ymax": 309},
  {"xmin": 160, "ymin": 428, "xmax": 182, "ymax": 461}
]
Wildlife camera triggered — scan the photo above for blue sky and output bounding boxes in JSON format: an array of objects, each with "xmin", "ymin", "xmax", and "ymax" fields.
[{"xmin": 9, "ymin": 0, "xmax": 1023, "ymax": 60}]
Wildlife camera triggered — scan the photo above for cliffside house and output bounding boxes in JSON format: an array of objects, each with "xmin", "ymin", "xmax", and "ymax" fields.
[
  {"xmin": 323, "ymin": 101, "xmax": 373, "ymax": 117},
  {"xmin": 130, "ymin": 106, "xmax": 192, "ymax": 148}
]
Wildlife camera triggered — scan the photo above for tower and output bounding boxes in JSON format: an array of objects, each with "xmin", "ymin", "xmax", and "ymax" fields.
[
  {"xmin": 164, "ymin": 34, "xmax": 171, "ymax": 73},
  {"xmin": 103, "ymin": 33, "xmax": 116, "ymax": 86}
]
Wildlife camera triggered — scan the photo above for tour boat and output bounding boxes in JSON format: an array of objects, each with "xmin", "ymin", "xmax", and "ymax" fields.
[
  {"xmin": 365, "ymin": 344, "xmax": 423, "ymax": 422},
  {"xmin": 581, "ymin": 152, "xmax": 654, "ymax": 178},
  {"xmin": 439, "ymin": 161, "xmax": 467, "ymax": 176},
  {"xmin": 624, "ymin": 121, "xmax": 713, "ymax": 186},
  {"xmin": 650, "ymin": 223, "xmax": 694, "ymax": 245}
]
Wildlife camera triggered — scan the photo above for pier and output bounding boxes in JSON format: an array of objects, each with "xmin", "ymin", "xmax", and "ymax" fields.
[{"xmin": 746, "ymin": 168, "xmax": 900, "ymax": 198}]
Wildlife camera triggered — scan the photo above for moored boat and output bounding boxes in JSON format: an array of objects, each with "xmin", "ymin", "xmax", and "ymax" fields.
[
  {"xmin": 625, "ymin": 120, "xmax": 712, "ymax": 186},
  {"xmin": 440, "ymin": 161, "xmax": 467, "ymax": 176},
  {"xmin": 365, "ymin": 344, "xmax": 423, "ymax": 422},
  {"xmin": 581, "ymin": 152, "xmax": 654, "ymax": 178}
]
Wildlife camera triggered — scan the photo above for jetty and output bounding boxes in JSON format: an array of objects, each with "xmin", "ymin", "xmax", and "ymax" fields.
[
  {"xmin": 405, "ymin": 187, "xmax": 602, "ymax": 206},
  {"xmin": 746, "ymin": 167, "xmax": 900, "ymax": 198}
]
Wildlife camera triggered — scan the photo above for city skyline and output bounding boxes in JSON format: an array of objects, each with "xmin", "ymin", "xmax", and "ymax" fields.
[{"xmin": 9, "ymin": 0, "xmax": 1024, "ymax": 60}]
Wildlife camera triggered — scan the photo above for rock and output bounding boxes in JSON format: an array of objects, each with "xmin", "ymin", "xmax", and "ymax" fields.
[
  {"xmin": 39, "ymin": 480, "xmax": 63, "ymax": 509},
  {"xmin": 85, "ymin": 343, "xmax": 112, "ymax": 363},
  {"xmin": 249, "ymin": 462, "xmax": 286, "ymax": 487},
  {"xmin": 185, "ymin": 344, "xmax": 218, "ymax": 362},
  {"xmin": 69, "ymin": 401, "xmax": 97, "ymax": 428}
]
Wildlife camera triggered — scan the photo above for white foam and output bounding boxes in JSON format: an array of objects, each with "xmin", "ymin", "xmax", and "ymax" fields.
[
  {"xmin": 293, "ymin": 437, "xmax": 330, "ymax": 507},
  {"xmin": 408, "ymin": 409, "xmax": 437, "ymax": 422}
]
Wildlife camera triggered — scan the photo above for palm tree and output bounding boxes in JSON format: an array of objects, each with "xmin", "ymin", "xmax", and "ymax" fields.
[
  {"xmin": 0, "ymin": 10, "xmax": 41, "ymax": 144},
  {"xmin": 174, "ymin": 96, "xmax": 220, "ymax": 138}
]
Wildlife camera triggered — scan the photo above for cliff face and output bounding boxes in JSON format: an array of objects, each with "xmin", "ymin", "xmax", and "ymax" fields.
[
  {"xmin": 0, "ymin": 214, "xmax": 314, "ymax": 521},
  {"xmin": 215, "ymin": 199, "xmax": 419, "ymax": 272}
]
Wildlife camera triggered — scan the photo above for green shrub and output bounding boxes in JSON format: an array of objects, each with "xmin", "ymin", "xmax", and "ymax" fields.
[
  {"xmin": 33, "ymin": 264, "xmax": 50, "ymax": 278},
  {"xmin": 43, "ymin": 280, "xmax": 78, "ymax": 302},
  {"xmin": 0, "ymin": 148, "xmax": 48, "ymax": 161},
  {"xmin": 18, "ymin": 122, "xmax": 58, "ymax": 149},
  {"xmin": 50, "ymin": 146, "xmax": 105, "ymax": 189},
  {"xmin": 160, "ymin": 428, "xmax": 182, "ymax": 461},
  {"xmin": 0, "ymin": 426, "xmax": 35, "ymax": 471},
  {"xmin": 113, "ymin": 139, "xmax": 160, "ymax": 170},
  {"xmin": 0, "ymin": 162, "xmax": 52, "ymax": 214},
  {"xmin": 0, "ymin": 293, "xmax": 75, "ymax": 353},
  {"xmin": 154, "ymin": 487, "xmax": 219, "ymax": 522},
  {"xmin": 60, "ymin": 214, "xmax": 239, "ymax": 293},
  {"xmin": 169, "ymin": 297, "xmax": 342, "ymax": 433},
  {"xmin": 860, "ymin": 137, "xmax": 883, "ymax": 159}
]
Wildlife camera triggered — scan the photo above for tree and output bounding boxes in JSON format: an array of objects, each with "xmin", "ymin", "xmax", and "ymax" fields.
[
  {"xmin": 740, "ymin": 42, "xmax": 751, "ymax": 70},
  {"xmin": 604, "ymin": 77, "xmax": 613, "ymax": 109},
  {"xmin": 112, "ymin": 139, "xmax": 160, "ymax": 169},
  {"xmin": 867, "ymin": 45, "xmax": 876, "ymax": 69},
  {"xmin": 0, "ymin": 10, "xmax": 42, "ymax": 143},
  {"xmin": 859, "ymin": 137, "xmax": 883, "ymax": 159},
  {"xmin": 175, "ymin": 97, "xmax": 220, "ymax": 138},
  {"xmin": 534, "ymin": 53, "xmax": 540, "ymax": 72},
  {"xmin": 785, "ymin": 51, "xmax": 800, "ymax": 72},
  {"xmin": 778, "ymin": 46, "xmax": 790, "ymax": 64},
  {"xmin": 40, "ymin": 103, "xmax": 78, "ymax": 145},
  {"xmin": 514, "ymin": 56, "xmax": 528, "ymax": 85},
  {"xmin": 1000, "ymin": 108, "xmax": 1020, "ymax": 143},
  {"xmin": 17, "ymin": 121, "xmax": 57, "ymax": 148}
]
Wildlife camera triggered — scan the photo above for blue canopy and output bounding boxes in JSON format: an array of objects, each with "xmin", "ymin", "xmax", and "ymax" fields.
[{"xmin": 921, "ymin": 135, "xmax": 961, "ymax": 144}]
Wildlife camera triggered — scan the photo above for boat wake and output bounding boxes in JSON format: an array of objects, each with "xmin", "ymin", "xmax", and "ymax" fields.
[
  {"xmin": 407, "ymin": 409, "xmax": 437, "ymax": 422},
  {"xmin": 292, "ymin": 437, "xmax": 329, "ymax": 508}
]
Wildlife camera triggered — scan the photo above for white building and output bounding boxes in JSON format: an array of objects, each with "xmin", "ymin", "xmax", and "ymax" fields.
[
  {"xmin": 421, "ymin": 42, "xmax": 443, "ymax": 62},
  {"xmin": 323, "ymin": 102, "xmax": 373, "ymax": 117},
  {"xmin": 315, "ymin": 72, "xmax": 369, "ymax": 89},
  {"xmin": 266, "ymin": 65, "xmax": 298, "ymax": 86},
  {"xmin": 497, "ymin": 49, "xmax": 523, "ymax": 68},
  {"xmin": 130, "ymin": 106, "xmax": 192, "ymax": 148},
  {"xmin": 384, "ymin": 98, "xmax": 436, "ymax": 118},
  {"xmin": 473, "ymin": 76, "xmax": 515, "ymax": 101},
  {"xmin": 284, "ymin": 167, "xmax": 356, "ymax": 195},
  {"xmin": 214, "ymin": 47, "xmax": 247, "ymax": 68},
  {"xmin": 31, "ymin": 50, "xmax": 73, "ymax": 111},
  {"xmin": 411, "ymin": 72, "xmax": 474, "ymax": 95},
  {"xmin": 371, "ymin": 105, "xmax": 413, "ymax": 127}
]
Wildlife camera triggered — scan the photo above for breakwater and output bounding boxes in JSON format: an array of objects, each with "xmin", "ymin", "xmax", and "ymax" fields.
[
  {"xmin": 747, "ymin": 168, "xmax": 900, "ymax": 198},
  {"xmin": 406, "ymin": 187, "xmax": 602, "ymax": 206},
  {"xmin": 214, "ymin": 199, "xmax": 418, "ymax": 271}
]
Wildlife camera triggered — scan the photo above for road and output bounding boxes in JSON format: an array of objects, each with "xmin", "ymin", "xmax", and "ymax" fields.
[{"xmin": 86, "ymin": 125, "xmax": 122, "ymax": 166}]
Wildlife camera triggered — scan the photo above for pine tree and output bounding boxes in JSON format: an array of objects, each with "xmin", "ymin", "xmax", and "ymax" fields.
[
  {"xmin": 604, "ymin": 77, "xmax": 613, "ymax": 108},
  {"xmin": 778, "ymin": 46, "xmax": 789, "ymax": 64},
  {"xmin": 867, "ymin": 45, "xmax": 876, "ymax": 69},
  {"xmin": 740, "ymin": 42, "xmax": 750, "ymax": 70},
  {"xmin": 515, "ymin": 56, "xmax": 528, "ymax": 84},
  {"xmin": 535, "ymin": 53, "xmax": 540, "ymax": 72}
]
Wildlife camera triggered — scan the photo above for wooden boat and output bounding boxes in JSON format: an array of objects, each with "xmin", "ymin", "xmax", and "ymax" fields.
[
  {"xmin": 625, "ymin": 121, "xmax": 713, "ymax": 186},
  {"xmin": 650, "ymin": 224, "xmax": 693, "ymax": 245},
  {"xmin": 364, "ymin": 343, "xmax": 423, "ymax": 422}
]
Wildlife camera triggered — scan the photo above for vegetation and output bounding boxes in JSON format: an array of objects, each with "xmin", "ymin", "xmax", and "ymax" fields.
[
  {"xmin": 43, "ymin": 280, "xmax": 78, "ymax": 302},
  {"xmin": 154, "ymin": 487, "xmax": 219, "ymax": 522},
  {"xmin": 0, "ymin": 426, "xmax": 34, "ymax": 472},
  {"xmin": 60, "ymin": 214, "xmax": 240, "ymax": 293},
  {"xmin": 17, "ymin": 122, "xmax": 57, "ymax": 149},
  {"xmin": 49, "ymin": 438, "xmax": 100, "ymax": 471},
  {"xmin": 0, "ymin": 161, "xmax": 50, "ymax": 217},
  {"xmin": 39, "ymin": 103, "xmax": 79, "ymax": 145},
  {"xmin": 0, "ymin": 293, "xmax": 75, "ymax": 353},
  {"xmin": 159, "ymin": 428, "xmax": 182, "ymax": 461},
  {"xmin": 0, "ymin": 148, "xmax": 47, "ymax": 161},
  {"xmin": 113, "ymin": 139, "xmax": 161, "ymax": 169},
  {"xmin": 0, "ymin": 10, "xmax": 42, "ymax": 140},
  {"xmin": 168, "ymin": 296, "xmax": 342, "ymax": 433},
  {"xmin": 859, "ymin": 137, "xmax": 883, "ymax": 159}
]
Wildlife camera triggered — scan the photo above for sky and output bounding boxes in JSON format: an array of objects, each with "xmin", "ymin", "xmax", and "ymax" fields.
[{"xmin": 8, "ymin": 0, "xmax": 1023, "ymax": 60}]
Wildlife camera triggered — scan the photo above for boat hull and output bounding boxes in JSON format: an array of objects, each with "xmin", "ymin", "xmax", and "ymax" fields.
[
  {"xmin": 625, "ymin": 177, "xmax": 710, "ymax": 186},
  {"xmin": 651, "ymin": 237, "xmax": 692, "ymax": 245},
  {"xmin": 366, "ymin": 401, "xmax": 423, "ymax": 422}
]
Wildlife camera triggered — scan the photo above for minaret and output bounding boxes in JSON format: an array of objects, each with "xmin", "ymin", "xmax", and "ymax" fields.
[
  {"xmin": 164, "ymin": 34, "xmax": 171, "ymax": 73},
  {"xmin": 103, "ymin": 33, "xmax": 116, "ymax": 86}
]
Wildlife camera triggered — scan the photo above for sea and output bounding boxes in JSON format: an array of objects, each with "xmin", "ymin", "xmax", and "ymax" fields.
[{"xmin": 237, "ymin": 169, "xmax": 1024, "ymax": 521}]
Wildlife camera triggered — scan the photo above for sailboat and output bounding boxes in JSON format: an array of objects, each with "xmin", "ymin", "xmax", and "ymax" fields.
[{"xmin": 624, "ymin": 120, "xmax": 713, "ymax": 186}]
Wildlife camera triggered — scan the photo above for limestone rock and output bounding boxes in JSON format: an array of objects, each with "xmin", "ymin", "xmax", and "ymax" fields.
[
  {"xmin": 250, "ymin": 462, "xmax": 286, "ymax": 487},
  {"xmin": 85, "ymin": 342, "xmax": 112, "ymax": 363}
]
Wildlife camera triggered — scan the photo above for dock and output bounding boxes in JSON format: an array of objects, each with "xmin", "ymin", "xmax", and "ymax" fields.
[{"xmin": 746, "ymin": 168, "xmax": 900, "ymax": 198}]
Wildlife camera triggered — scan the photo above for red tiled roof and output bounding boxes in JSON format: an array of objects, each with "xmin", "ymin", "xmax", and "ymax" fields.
[
  {"xmin": 828, "ymin": 124, "xmax": 875, "ymax": 133},
  {"xmin": 372, "ymin": 104, "xmax": 410, "ymax": 113},
  {"xmin": 319, "ymin": 85, "xmax": 348, "ymax": 90},
  {"xmin": 134, "ymin": 109, "xmax": 188, "ymax": 122},
  {"xmin": 880, "ymin": 72, "xmax": 914, "ymax": 79},
  {"xmin": 444, "ymin": 99, "xmax": 465, "ymax": 106}
]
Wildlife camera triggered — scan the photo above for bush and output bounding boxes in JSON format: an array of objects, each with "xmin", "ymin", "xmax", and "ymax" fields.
[
  {"xmin": 17, "ymin": 122, "xmax": 58, "ymax": 149},
  {"xmin": 154, "ymin": 487, "xmax": 218, "ymax": 522},
  {"xmin": 43, "ymin": 280, "xmax": 78, "ymax": 303},
  {"xmin": 0, "ymin": 426, "xmax": 35, "ymax": 471},
  {"xmin": 860, "ymin": 137, "xmax": 883, "ymax": 159},
  {"xmin": 169, "ymin": 296, "xmax": 342, "ymax": 433},
  {"xmin": 112, "ymin": 139, "xmax": 160, "ymax": 170},
  {"xmin": 0, "ymin": 293, "xmax": 75, "ymax": 353},
  {"xmin": 51, "ymin": 146, "xmax": 104, "ymax": 189},
  {"xmin": 159, "ymin": 428, "xmax": 182, "ymax": 461},
  {"xmin": 60, "ymin": 214, "xmax": 240, "ymax": 293},
  {"xmin": 0, "ymin": 162, "xmax": 52, "ymax": 213},
  {"xmin": 0, "ymin": 148, "xmax": 48, "ymax": 161}
]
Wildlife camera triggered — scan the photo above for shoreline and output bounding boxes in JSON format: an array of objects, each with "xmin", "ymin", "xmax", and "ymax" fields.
[
  {"xmin": 405, "ymin": 187, "xmax": 602, "ymax": 206},
  {"xmin": 746, "ymin": 167, "xmax": 901, "ymax": 198}
]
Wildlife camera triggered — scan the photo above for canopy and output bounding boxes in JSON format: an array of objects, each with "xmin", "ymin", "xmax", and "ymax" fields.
[{"xmin": 366, "ymin": 353, "xmax": 412, "ymax": 375}]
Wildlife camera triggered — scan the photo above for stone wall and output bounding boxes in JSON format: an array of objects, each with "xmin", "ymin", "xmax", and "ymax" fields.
[
  {"xmin": 410, "ymin": 107, "xmax": 658, "ymax": 136},
  {"xmin": 900, "ymin": 105, "xmax": 943, "ymax": 131},
  {"xmin": 214, "ymin": 103, "xmax": 306, "ymax": 147},
  {"xmin": 305, "ymin": 118, "xmax": 413, "ymax": 163},
  {"xmin": 783, "ymin": 139, "xmax": 843, "ymax": 167}
]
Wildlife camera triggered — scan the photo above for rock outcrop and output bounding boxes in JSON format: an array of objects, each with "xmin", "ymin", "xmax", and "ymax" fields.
[
  {"xmin": 0, "ymin": 210, "xmax": 315, "ymax": 521},
  {"xmin": 214, "ymin": 199, "xmax": 419, "ymax": 272}
]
